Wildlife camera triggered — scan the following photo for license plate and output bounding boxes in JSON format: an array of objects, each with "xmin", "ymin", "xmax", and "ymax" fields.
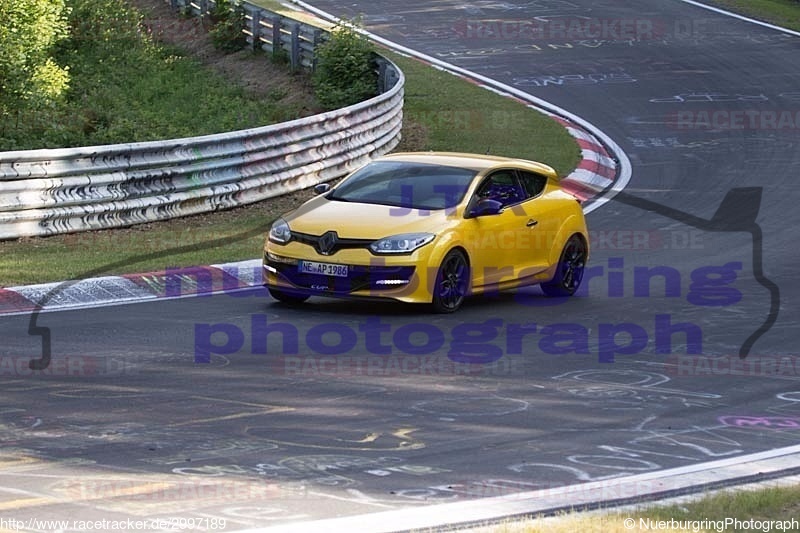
[{"xmin": 298, "ymin": 260, "xmax": 348, "ymax": 277}]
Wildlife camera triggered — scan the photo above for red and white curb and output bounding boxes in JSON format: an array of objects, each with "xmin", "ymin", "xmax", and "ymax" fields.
[
  {"xmin": 0, "ymin": 259, "xmax": 262, "ymax": 315},
  {"xmin": 552, "ymin": 115, "xmax": 618, "ymax": 202}
]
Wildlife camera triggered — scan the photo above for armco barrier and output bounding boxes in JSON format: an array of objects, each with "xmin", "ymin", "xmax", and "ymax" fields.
[
  {"xmin": 175, "ymin": 0, "xmax": 326, "ymax": 71},
  {"xmin": 0, "ymin": 2, "xmax": 403, "ymax": 240}
]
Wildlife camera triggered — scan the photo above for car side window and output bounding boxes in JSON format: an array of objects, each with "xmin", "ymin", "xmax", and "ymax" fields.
[
  {"xmin": 475, "ymin": 170, "xmax": 525, "ymax": 208},
  {"xmin": 518, "ymin": 171, "xmax": 548, "ymax": 199}
]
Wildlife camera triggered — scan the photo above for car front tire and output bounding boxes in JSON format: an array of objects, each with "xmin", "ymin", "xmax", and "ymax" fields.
[{"xmin": 431, "ymin": 249, "xmax": 469, "ymax": 313}]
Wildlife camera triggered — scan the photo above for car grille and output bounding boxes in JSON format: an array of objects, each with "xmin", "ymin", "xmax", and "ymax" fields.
[{"xmin": 290, "ymin": 230, "xmax": 374, "ymax": 256}]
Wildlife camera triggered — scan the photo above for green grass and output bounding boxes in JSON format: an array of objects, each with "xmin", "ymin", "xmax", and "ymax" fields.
[
  {"xmin": 389, "ymin": 51, "xmax": 579, "ymax": 176},
  {"xmin": 708, "ymin": 0, "xmax": 800, "ymax": 31},
  {"xmin": 472, "ymin": 484, "xmax": 800, "ymax": 532},
  {"xmin": 628, "ymin": 485, "xmax": 800, "ymax": 526},
  {"xmin": 0, "ymin": 201, "xmax": 280, "ymax": 287},
  {"xmin": 0, "ymin": 0, "xmax": 317, "ymax": 150}
]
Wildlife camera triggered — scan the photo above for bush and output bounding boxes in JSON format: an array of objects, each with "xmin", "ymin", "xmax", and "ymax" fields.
[
  {"xmin": 63, "ymin": 0, "xmax": 147, "ymax": 58},
  {"xmin": 0, "ymin": 0, "xmax": 71, "ymax": 116},
  {"xmin": 312, "ymin": 21, "xmax": 377, "ymax": 110},
  {"xmin": 209, "ymin": 0, "xmax": 246, "ymax": 53},
  {"xmin": 0, "ymin": 0, "xmax": 315, "ymax": 150}
]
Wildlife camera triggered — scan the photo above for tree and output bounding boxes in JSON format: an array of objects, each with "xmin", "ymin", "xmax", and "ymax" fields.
[
  {"xmin": 0, "ymin": 0, "xmax": 70, "ymax": 116},
  {"xmin": 312, "ymin": 21, "xmax": 377, "ymax": 110}
]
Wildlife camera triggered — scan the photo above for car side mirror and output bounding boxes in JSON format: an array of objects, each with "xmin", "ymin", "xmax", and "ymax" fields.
[
  {"xmin": 469, "ymin": 198, "xmax": 503, "ymax": 218},
  {"xmin": 314, "ymin": 183, "xmax": 331, "ymax": 194}
]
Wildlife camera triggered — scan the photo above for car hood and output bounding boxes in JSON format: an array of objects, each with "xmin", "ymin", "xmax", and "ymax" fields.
[{"xmin": 284, "ymin": 197, "xmax": 456, "ymax": 238}]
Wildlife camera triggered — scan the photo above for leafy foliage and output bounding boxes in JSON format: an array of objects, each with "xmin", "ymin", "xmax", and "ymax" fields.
[
  {"xmin": 0, "ymin": 0, "xmax": 71, "ymax": 115},
  {"xmin": 64, "ymin": 0, "xmax": 146, "ymax": 55},
  {"xmin": 0, "ymin": 0, "xmax": 315, "ymax": 150},
  {"xmin": 209, "ymin": 0, "xmax": 247, "ymax": 53},
  {"xmin": 312, "ymin": 21, "xmax": 377, "ymax": 110}
]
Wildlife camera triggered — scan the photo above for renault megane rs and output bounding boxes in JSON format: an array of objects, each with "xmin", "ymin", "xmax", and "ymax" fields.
[{"xmin": 263, "ymin": 152, "xmax": 589, "ymax": 313}]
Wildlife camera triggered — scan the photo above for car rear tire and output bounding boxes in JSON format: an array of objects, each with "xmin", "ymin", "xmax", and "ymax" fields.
[
  {"xmin": 541, "ymin": 235, "xmax": 586, "ymax": 297},
  {"xmin": 268, "ymin": 288, "xmax": 310, "ymax": 304},
  {"xmin": 431, "ymin": 249, "xmax": 469, "ymax": 313}
]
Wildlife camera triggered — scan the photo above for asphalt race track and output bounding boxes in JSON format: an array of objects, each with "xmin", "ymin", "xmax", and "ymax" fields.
[{"xmin": 1, "ymin": 0, "xmax": 799, "ymax": 530}]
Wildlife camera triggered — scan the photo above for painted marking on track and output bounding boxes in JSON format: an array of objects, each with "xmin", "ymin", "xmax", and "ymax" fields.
[
  {"xmin": 244, "ymin": 426, "xmax": 425, "ymax": 451},
  {"xmin": 220, "ymin": 506, "xmax": 310, "ymax": 521},
  {"xmin": 777, "ymin": 392, "xmax": 800, "ymax": 402},
  {"xmin": 190, "ymin": 396, "xmax": 290, "ymax": 409},
  {"xmin": 0, "ymin": 496, "xmax": 56, "ymax": 511},
  {"xmin": 248, "ymin": 427, "xmax": 424, "ymax": 451},
  {"xmin": 353, "ymin": 432, "xmax": 380, "ymax": 443},
  {"xmin": 50, "ymin": 386, "xmax": 144, "ymax": 399},
  {"xmin": 553, "ymin": 369, "xmax": 722, "ymax": 399},
  {"xmin": 0, "ymin": 455, "xmax": 40, "ymax": 470},
  {"xmin": 92, "ymin": 481, "xmax": 175, "ymax": 499},
  {"xmin": 0, "ymin": 480, "xmax": 178, "ymax": 513},
  {"xmin": 719, "ymin": 416, "xmax": 800, "ymax": 429},
  {"xmin": 344, "ymin": 489, "xmax": 395, "ymax": 508},
  {"xmin": 412, "ymin": 396, "xmax": 529, "ymax": 417},
  {"xmin": 167, "ymin": 397, "xmax": 293, "ymax": 427}
]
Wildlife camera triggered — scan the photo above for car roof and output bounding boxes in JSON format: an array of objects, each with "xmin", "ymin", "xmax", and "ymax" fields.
[{"xmin": 376, "ymin": 152, "xmax": 559, "ymax": 179}]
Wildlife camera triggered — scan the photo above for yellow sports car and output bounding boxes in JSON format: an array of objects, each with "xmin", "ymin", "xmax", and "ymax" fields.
[{"xmin": 263, "ymin": 152, "xmax": 589, "ymax": 312}]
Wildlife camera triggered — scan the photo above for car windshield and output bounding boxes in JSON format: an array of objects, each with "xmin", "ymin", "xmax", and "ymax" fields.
[{"xmin": 327, "ymin": 161, "xmax": 478, "ymax": 210}]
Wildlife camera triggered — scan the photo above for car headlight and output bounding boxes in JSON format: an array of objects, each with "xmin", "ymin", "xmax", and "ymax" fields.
[
  {"xmin": 370, "ymin": 233, "xmax": 435, "ymax": 254},
  {"xmin": 269, "ymin": 218, "xmax": 292, "ymax": 244}
]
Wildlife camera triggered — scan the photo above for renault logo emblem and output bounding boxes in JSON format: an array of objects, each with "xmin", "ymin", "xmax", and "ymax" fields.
[{"xmin": 317, "ymin": 231, "xmax": 338, "ymax": 255}]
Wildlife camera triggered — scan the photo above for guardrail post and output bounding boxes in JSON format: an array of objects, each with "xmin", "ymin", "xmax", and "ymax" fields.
[
  {"xmin": 272, "ymin": 15, "xmax": 282, "ymax": 59},
  {"xmin": 250, "ymin": 8, "xmax": 261, "ymax": 51},
  {"xmin": 381, "ymin": 55, "xmax": 399, "ymax": 94},
  {"xmin": 290, "ymin": 23, "xmax": 301, "ymax": 72},
  {"xmin": 199, "ymin": 0, "xmax": 208, "ymax": 17},
  {"xmin": 311, "ymin": 29, "xmax": 322, "ymax": 72},
  {"xmin": 376, "ymin": 56, "xmax": 388, "ymax": 93}
]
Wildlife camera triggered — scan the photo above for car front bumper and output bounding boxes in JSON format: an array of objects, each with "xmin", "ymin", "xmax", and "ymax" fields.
[{"xmin": 262, "ymin": 245, "xmax": 441, "ymax": 304}]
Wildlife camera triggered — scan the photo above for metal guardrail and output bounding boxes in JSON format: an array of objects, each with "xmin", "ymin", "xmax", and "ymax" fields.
[
  {"xmin": 0, "ymin": 1, "xmax": 403, "ymax": 240},
  {"xmin": 173, "ymin": 0, "xmax": 327, "ymax": 71}
]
